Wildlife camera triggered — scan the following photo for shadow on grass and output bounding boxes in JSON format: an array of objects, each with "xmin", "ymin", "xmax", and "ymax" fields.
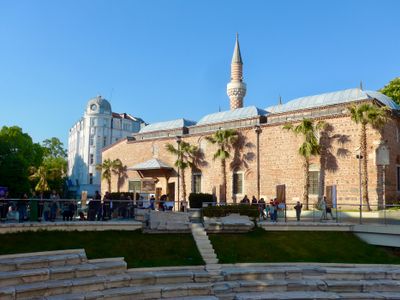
[
  {"xmin": 0, "ymin": 230, "xmax": 204, "ymax": 268},
  {"xmin": 209, "ymin": 228, "xmax": 400, "ymax": 264}
]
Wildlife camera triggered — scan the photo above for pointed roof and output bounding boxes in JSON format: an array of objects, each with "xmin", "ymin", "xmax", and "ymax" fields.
[
  {"xmin": 128, "ymin": 158, "xmax": 173, "ymax": 171},
  {"xmin": 231, "ymin": 33, "xmax": 243, "ymax": 64}
]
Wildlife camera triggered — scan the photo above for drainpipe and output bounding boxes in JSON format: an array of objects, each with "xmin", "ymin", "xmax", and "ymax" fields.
[{"xmin": 254, "ymin": 125, "xmax": 262, "ymax": 199}]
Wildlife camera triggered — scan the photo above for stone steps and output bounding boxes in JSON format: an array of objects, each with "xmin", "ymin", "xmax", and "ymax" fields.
[
  {"xmin": 221, "ymin": 265, "xmax": 400, "ymax": 281},
  {"xmin": 191, "ymin": 223, "xmax": 219, "ymax": 266},
  {"xmin": 231, "ymin": 291, "xmax": 400, "ymax": 299},
  {"xmin": 0, "ymin": 258, "xmax": 127, "ymax": 288},
  {"xmin": 0, "ymin": 249, "xmax": 87, "ymax": 272}
]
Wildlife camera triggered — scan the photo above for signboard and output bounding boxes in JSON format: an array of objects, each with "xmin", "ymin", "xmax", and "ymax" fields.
[
  {"xmin": 141, "ymin": 179, "xmax": 156, "ymax": 192},
  {"xmin": 376, "ymin": 142, "xmax": 390, "ymax": 166}
]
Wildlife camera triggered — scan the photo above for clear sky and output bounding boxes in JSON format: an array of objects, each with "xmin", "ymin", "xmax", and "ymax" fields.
[{"xmin": 0, "ymin": 0, "xmax": 399, "ymax": 146}]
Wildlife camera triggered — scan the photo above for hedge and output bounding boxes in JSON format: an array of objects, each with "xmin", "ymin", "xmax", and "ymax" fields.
[
  {"xmin": 202, "ymin": 204, "xmax": 259, "ymax": 218},
  {"xmin": 189, "ymin": 193, "xmax": 215, "ymax": 208}
]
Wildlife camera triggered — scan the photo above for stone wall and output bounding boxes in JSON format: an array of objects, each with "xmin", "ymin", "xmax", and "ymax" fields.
[{"xmin": 102, "ymin": 105, "xmax": 400, "ymax": 208}]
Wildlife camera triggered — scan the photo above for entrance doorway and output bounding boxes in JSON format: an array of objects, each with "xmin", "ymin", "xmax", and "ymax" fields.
[{"xmin": 167, "ymin": 183, "xmax": 175, "ymax": 200}]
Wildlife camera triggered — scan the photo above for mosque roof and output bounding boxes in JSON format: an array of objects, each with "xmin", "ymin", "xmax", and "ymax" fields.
[
  {"xmin": 196, "ymin": 106, "xmax": 267, "ymax": 126},
  {"xmin": 128, "ymin": 158, "xmax": 173, "ymax": 171},
  {"xmin": 266, "ymin": 88, "xmax": 399, "ymax": 114},
  {"xmin": 138, "ymin": 118, "xmax": 196, "ymax": 133}
]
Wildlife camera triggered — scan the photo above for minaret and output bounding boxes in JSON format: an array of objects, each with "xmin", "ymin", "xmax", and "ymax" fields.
[{"xmin": 227, "ymin": 33, "xmax": 247, "ymax": 110}]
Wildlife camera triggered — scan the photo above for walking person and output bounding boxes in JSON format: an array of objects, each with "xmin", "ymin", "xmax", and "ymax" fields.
[
  {"xmin": 269, "ymin": 200, "xmax": 276, "ymax": 223},
  {"xmin": 319, "ymin": 196, "xmax": 327, "ymax": 221},
  {"xmin": 17, "ymin": 193, "xmax": 28, "ymax": 223},
  {"xmin": 37, "ymin": 192, "xmax": 45, "ymax": 222},
  {"xmin": 102, "ymin": 192, "xmax": 111, "ymax": 221},
  {"xmin": 49, "ymin": 191, "xmax": 59, "ymax": 222},
  {"xmin": 258, "ymin": 198, "xmax": 266, "ymax": 220},
  {"xmin": 294, "ymin": 201, "xmax": 303, "ymax": 221}
]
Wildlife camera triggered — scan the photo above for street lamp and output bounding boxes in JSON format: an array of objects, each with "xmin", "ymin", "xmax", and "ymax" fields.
[
  {"xmin": 176, "ymin": 136, "xmax": 182, "ymax": 211},
  {"xmin": 376, "ymin": 141, "xmax": 390, "ymax": 211},
  {"xmin": 356, "ymin": 153, "xmax": 363, "ymax": 224}
]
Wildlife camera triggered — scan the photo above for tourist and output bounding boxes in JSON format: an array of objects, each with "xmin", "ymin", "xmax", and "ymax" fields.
[
  {"xmin": 326, "ymin": 204, "xmax": 335, "ymax": 220},
  {"xmin": 273, "ymin": 198, "xmax": 279, "ymax": 222},
  {"xmin": 319, "ymin": 196, "xmax": 327, "ymax": 221},
  {"xmin": 264, "ymin": 204, "xmax": 270, "ymax": 220},
  {"xmin": 0, "ymin": 190, "xmax": 9, "ymax": 223},
  {"xmin": 149, "ymin": 195, "xmax": 156, "ymax": 210},
  {"xmin": 118, "ymin": 193, "xmax": 127, "ymax": 218},
  {"xmin": 241, "ymin": 195, "xmax": 250, "ymax": 204},
  {"xmin": 103, "ymin": 192, "xmax": 111, "ymax": 220},
  {"xmin": 93, "ymin": 191, "xmax": 102, "ymax": 221},
  {"xmin": 294, "ymin": 201, "xmax": 303, "ymax": 221},
  {"xmin": 49, "ymin": 191, "xmax": 59, "ymax": 222},
  {"xmin": 269, "ymin": 200, "xmax": 276, "ymax": 223},
  {"xmin": 37, "ymin": 192, "xmax": 45, "ymax": 222},
  {"xmin": 251, "ymin": 196, "xmax": 258, "ymax": 206},
  {"xmin": 258, "ymin": 198, "xmax": 266, "ymax": 220},
  {"xmin": 17, "ymin": 193, "xmax": 28, "ymax": 223}
]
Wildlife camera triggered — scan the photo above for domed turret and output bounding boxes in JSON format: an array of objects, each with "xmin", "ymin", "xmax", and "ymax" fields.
[{"xmin": 85, "ymin": 95, "xmax": 112, "ymax": 115}]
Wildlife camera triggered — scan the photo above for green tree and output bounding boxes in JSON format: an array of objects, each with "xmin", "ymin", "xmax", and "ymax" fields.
[
  {"xmin": 41, "ymin": 137, "xmax": 67, "ymax": 194},
  {"xmin": 42, "ymin": 137, "xmax": 67, "ymax": 158},
  {"xmin": 206, "ymin": 129, "xmax": 238, "ymax": 202},
  {"xmin": 96, "ymin": 158, "xmax": 118, "ymax": 192},
  {"xmin": 0, "ymin": 126, "xmax": 43, "ymax": 196},
  {"xmin": 112, "ymin": 158, "xmax": 128, "ymax": 193},
  {"xmin": 283, "ymin": 119, "xmax": 326, "ymax": 210},
  {"xmin": 165, "ymin": 141, "xmax": 199, "ymax": 202},
  {"xmin": 379, "ymin": 77, "xmax": 400, "ymax": 105},
  {"xmin": 348, "ymin": 103, "xmax": 389, "ymax": 210}
]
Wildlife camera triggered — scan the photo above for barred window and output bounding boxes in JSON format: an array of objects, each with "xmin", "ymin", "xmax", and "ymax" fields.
[
  {"xmin": 233, "ymin": 172, "xmax": 243, "ymax": 195},
  {"xmin": 309, "ymin": 171, "xmax": 319, "ymax": 195},
  {"xmin": 89, "ymin": 173, "xmax": 93, "ymax": 184},
  {"xmin": 192, "ymin": 173, "xmax": 202, "ymax": 193}
]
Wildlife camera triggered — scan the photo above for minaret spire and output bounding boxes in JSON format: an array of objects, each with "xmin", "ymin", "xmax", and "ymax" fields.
[{"xmin": 227, "ymin": 34, "xmax": 246, "ymax": 110}]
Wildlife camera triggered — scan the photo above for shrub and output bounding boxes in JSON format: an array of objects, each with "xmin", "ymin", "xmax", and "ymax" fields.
[
  {"xmin": 202, "ymin": 204, "xmax": 259, "ymax": 218},
  {"xmin": 189, "ymin": 193, "xmax": 215, "ymax": 208}
]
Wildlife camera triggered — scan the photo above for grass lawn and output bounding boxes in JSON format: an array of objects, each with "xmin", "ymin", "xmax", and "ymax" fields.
[
  {"xmin": 0, "ymin": 230, "xmax": 204, "ymax": 268},
  {"xmin": 209, "ymin": 229, "xmax": 400, "ymax": 264}
]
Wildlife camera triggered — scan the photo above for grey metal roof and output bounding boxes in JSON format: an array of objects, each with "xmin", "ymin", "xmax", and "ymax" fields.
[
  {"xmin": 128, "ymin": 158, "xmax": 173, "ymax": 171},
  {"xmin": 139, "ymin": 118, "xmax": 197, "ymax": 133},
  {"xmin": 232, "ymin": 34, "xmax": 243, "ymax": 64},
  {"xmin": 196, "ymin": 106, "xmax": 267, "ymax": 126},
  {"xmin": 266, "ymin": 88, "xmax": 399, "ymax": 114}
]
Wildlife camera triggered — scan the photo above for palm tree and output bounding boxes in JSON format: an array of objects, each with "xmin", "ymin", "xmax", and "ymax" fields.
[
  {"xmin": 205, "ymin": 129, "xmax": 238, "ymax": 202},
  {"xmin": 29, "ymin": 166, "xmax": 51, "ymax": 194},
  {"xmin": 165, "ymin": 141, "xmax": 199, "ymax": 202},
  {"xmin": 348, "ymin": 103, "xmax": 389, "ymax": 210},
  {"xmin": 283, "ymin": 119, "xmax": 326, "ymax": 210},
  {"xmin": 112, "ymin": 158, "xmax": 128, "ymax": 193},
  {"xmin": 96, "ymin": 158, "xmax": 117, "ymax": 192}
]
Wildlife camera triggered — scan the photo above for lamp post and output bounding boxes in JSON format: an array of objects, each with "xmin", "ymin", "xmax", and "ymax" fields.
[
  {"xmin": 356, "ymin": 153, "xmax": 363, "ymax": 224},
  {"xmin": 176, "ymin": 136, "xmax": 182, "ymax": 211},
  {"xmin": 254, "ymin": 125, "xmax": 262, "ymax": 200}
]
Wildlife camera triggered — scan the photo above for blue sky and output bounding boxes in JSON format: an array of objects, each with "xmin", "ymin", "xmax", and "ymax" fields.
[{"xmin": 0, "ymin": 0, "xmax": 399, "ymax": 146}]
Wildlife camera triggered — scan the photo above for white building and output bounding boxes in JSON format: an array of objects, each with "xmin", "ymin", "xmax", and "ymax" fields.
[{"xmin": 68, "ymin": 96, "xmax": 145, "ymax": 197}]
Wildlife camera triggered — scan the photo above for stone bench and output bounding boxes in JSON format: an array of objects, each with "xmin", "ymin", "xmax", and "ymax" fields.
[
  {"xmin": 0, "ymin": 249, "xmax": 87, "ymax": 272},
  {"xmin": 0, "ymin": 258, "xmax": 126, "ymax": 288},
  {"xmin": 204, "ymin": 214, "xmax": 255, "ymax": 233}
]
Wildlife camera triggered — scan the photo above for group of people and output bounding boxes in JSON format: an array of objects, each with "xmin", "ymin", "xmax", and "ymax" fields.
[
  {"xmin": 87, "ymin": 191, "xmax": 135, "ymax": 221},
  {"xmin": 240, "ymin": 195, "xmax": 284, "ymax": 223},
  {"xmin": 0, "ymin": 190, "xmax": 77, "ymax": 223}
]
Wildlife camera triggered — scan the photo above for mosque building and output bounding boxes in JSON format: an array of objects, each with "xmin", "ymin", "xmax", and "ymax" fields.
[
  {"xmin": 67, "ymin": 96, "xmax": 145, "ymax": 197},
  {"xmin": 102, "ymin": 36, "xmax": 400, "ymax": 208}
]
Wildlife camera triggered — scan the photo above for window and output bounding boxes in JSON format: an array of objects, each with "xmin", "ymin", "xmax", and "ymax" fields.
[
  {"xmin": 103, "ymin": 136, "xmax": 107, "ymax": 147},
  {"xmin": 90, "ymin": 154, "xmax": 94, "ymax": 165},
  {"xmin": 123, "ymin": 123, "xmax": 130, "ymax": 131},
  {"xmin": 233, "ymin": 172, "xmax": 243, "ymax": 195},
  {"xmin": 89, "ymin": 137, "xmax": 94, "ymax": 146},
  {"xmin": 128, "ymin": 180, "xmax": 141, "ymax": 192},
  {"xmin": 192, "ymin": 173, "xmax": 202, "ymax": 193},
  {"xmin": 397, "ymin": 166, "xmax": 400, "ymax": 192},
  {"xmin": 309, "ymin": 171, "xmax": 320, "ymax": 195},
  {"xmin": 89, "ymin": 173, "xmax": 93, "ymax": 184}
]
